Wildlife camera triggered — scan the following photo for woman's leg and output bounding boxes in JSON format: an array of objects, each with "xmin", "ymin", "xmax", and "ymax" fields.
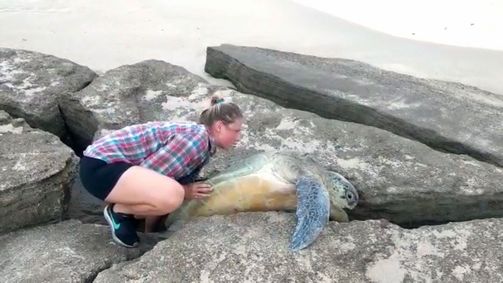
[
  {"xmin": 105, "ymin": 165, "xmax": 185, "ymax": 215},
  {"xmin": 102, "ymin": 165, "xmax": 185, "ymax": 247}
]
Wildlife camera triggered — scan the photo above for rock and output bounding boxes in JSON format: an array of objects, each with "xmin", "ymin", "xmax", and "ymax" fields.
[
  {"xmin": 0, "ymin": 48, "xmax": 96, "ymax": 138},
  {"xmin": 205, "ymin": 94, "xmax": 503, "ymax": 227},
  {"xmin": 59, "ymin": 59, "xmax": 215, "ymax": 152},
  {"xmin": 94, "ymin": 212, "xmax": 503, "ymax": 282},
  {"xmin": 67, "ymin": 176, "xmax": 107, "ymax": 225},
  {"xmin": 0, "ymin": 111, "xmax": 77, "ymax": 234},
  {"xmin": 0, "ymin": 220, "xmax": 157, "ymax": 283},
  {"xmin": 60, "ymin": 60, "xmax": 503, "ymax": 226},
  {"xmin": 205, "ymin": 44, "xmax": 503, "ymax": 168},
  {"xmin": 58, "ymin": 61, "xmax": 503, "ymax": 226}
]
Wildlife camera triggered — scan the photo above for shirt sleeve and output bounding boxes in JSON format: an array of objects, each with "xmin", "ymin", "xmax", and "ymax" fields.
[{"xmin": 139, "ymin": 133, "xmax": 208, "ymax": 179}]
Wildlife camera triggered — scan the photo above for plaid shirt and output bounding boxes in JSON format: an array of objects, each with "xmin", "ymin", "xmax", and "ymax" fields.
[{"xmin": 83, "ymin": 121, "xmax": 214, "ymax": 180}]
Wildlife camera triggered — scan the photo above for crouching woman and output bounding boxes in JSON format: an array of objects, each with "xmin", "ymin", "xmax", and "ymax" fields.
[{"xmin": 79, "ymin": 96, "xmax": 243, "ymax": 247}]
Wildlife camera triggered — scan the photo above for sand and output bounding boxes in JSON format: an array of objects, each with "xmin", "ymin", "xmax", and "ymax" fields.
[{"xmin": 1, "ymin": 0, "xmax": 502, "ymax": 95}]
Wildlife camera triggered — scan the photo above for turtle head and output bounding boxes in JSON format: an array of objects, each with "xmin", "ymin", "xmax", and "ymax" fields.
[{"xmin": 326, "ymin": 171, "xmax": 359, "ymax": 210}]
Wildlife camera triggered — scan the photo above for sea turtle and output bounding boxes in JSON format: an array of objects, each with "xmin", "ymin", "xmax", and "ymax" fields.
[{"xmin": 166, "ymin": 152, "xmax": 359, "ymax": 251}]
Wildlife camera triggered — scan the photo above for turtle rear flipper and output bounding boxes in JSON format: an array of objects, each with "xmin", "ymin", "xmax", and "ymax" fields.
[{"xmin": 289, "ymin": 176, "xmax": 330, "ymax": 251}]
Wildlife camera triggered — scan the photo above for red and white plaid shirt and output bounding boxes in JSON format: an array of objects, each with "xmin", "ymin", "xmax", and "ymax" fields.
[{"xmin": 83, "ymin": 121, "xmax": 214, "ymax": 179}]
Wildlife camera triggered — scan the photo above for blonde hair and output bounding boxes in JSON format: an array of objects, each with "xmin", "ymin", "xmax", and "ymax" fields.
[{"xmin": 199, "ymin": 96, "xmax": 243, "ymax": 127}]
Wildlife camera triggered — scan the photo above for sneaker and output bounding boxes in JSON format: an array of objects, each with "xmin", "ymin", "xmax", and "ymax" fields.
[{"xmin": 103, "ymin": 204, "xmax": 139, "ymax": 248}]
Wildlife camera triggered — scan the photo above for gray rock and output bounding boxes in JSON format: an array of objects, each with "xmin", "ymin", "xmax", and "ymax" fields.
[
  {"xmin": 0, "ymin": 111, "xmax": 77, "ymax": 234},
  {"xmin": 205, "ymin": 44, "xmax": 503, "ymax": 168},
  {"xmin": 59, "ymin": 59, "xmax": 216, "ymax": 151},
  {"xmin": 60, "ymin": 60, "xmax": 503, "ymax": 226},
  {"xmin": 204, "ymin": 94, "xmax": 503, "ymax": 226},
  {"xmin": 0, "ymin": 220, "xmax": 158, "ymax": 283},
  {"xmin": 0, "ymin": 48, "xmax": 96, "ymax": 137},
  {"xmin": 68, "ymin": 175, "xmax": 107, "ymax": 225},
  {"xmin": 94, "ymin": 212, "xmax": 503, "ymax": 282}
]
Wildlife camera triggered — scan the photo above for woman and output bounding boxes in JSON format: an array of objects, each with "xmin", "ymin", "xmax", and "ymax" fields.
[{"xmin": 79, "ymin": 96, "xmax": 243, "ymax": 247}]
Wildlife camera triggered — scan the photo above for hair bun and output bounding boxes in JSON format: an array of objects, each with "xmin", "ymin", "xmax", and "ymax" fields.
[
  {"xmin": 199, "ymin": 95, "xmax": 243, "ymax": 127},
  {"xmin": 210, "ymin": 96, "xmax": 225, "ymax": 106}
]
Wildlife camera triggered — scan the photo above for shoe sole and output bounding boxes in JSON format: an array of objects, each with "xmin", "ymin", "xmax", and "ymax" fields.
[{"xmin": 103, "ymin": 204, "xmax": 138, "ymax": 248}]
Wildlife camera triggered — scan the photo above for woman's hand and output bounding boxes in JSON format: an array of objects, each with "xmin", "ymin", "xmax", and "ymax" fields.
[{"xmin": 183, "ymin": 182, "xmax": 213, "ymax": 200}]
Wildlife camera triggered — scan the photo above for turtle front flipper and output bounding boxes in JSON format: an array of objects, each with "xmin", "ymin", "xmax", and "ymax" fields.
[
  {"xmin": 289, "ymin": 176, "xmax": 330, "ymax": 251},
  {"xmin": 330, "ymin": 205, "xmax": 349, "ymax": 222}
]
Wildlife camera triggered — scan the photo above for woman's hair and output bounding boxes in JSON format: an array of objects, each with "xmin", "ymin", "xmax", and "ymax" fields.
[{"xmin": 199, "ymin": 95, "xmax": 243, "ymax": 127}]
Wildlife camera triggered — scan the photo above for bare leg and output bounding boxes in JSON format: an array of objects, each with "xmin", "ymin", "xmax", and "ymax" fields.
[
  {"xmin": 114, "ymin": 203, "xmax": 159, "ymax": 215},
  {"xmin": 105, "ymin": 166, "xmax": 185, "ymax": 216}
]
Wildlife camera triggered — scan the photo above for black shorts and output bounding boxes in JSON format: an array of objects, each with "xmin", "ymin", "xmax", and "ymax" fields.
[{"xmin": 79, "ymin": 156, "xmax": 134, "ymax": 201}]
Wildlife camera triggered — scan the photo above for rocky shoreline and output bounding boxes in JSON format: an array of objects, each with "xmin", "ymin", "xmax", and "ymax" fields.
[{"xmin": 1, "ymin": 46, "xmax": 502, "ymax": 282}]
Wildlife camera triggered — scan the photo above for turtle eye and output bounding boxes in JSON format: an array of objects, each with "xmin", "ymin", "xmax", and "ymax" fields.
[
  {"xmin": 345, "ymin": 190, "xmax": 359, "ymax": 206},
  {"xmin": 346, "ymin": 192, "xmax": 353, "ymax": 200}
]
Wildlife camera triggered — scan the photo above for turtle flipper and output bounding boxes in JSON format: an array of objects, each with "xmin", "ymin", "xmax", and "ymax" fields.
[
  {"xmin": 289, "ymin": 176, "xmax": 330, "ymax": 251},
  {"xmin": 330, "ymin": 205, "xmax": 349, "ymax": 222}
]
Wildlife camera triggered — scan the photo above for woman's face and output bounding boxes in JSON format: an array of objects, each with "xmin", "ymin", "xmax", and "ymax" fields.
[{"xmin": 211, "ymin": 118, "xmax": 243, "ymax": 149}]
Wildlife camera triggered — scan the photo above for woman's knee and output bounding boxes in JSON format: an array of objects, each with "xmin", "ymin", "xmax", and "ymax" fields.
[
  {"xmin": 105, "ymin": 166, "xmax": 186, "ymax": 215},
  {"xmin": 155, "ymin": 182, "xmax": 185, "ymax": 214}
]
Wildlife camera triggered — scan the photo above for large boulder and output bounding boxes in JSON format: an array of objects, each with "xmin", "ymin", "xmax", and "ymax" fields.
[
  {"xmin": 197, "ymin": 93, "xmax": 503, "ymax": 227},
  {"xmin": 94, "ymin": 212, "xmax": 503, "ymax": 282},
  {"xmin": 0, "ymin": 111, "xmax": 77, "ymax": 234},
  {"xmin": 0, "ymin": 48, "xmax": 96, "ymax": 138},
  {"xmin": 205, "ymin": 44, "xmax": 503, "ymax": 168},
  {"xmin": 60, "ymin": 60, "xmax": 503, "ymax": 227},
  {"xmin": 0, "ymin": 220, "xmax": 157, "ymax": 283},
  {"xmin": 59, "ymin": 60, "xmax": 215, "ymax": 152}
]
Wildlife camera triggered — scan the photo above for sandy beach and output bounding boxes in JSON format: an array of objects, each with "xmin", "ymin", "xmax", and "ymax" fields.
[{"xmin": 1, "ymin": 0, "xmax": 502, "ymax": 95}]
